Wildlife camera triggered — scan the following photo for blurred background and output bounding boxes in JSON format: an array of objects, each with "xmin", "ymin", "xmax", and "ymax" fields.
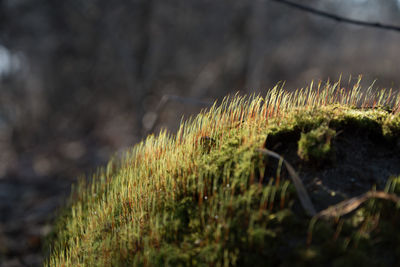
[{"xmin": 0, "ymin": 0, "xmax": 400, "ymax": 266}]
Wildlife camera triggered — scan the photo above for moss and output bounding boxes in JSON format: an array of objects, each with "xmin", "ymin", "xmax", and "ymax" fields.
[
  {"xmin": 382, "ymin": 112, "xmax": 400, "ymax": 141},
  {"xmin": 46, "ymin": 83, "xmax": 400, "ymax": 266},
  {"xmin": 297, "ymin": 124, "xmax": 336, "ymax": 165}
]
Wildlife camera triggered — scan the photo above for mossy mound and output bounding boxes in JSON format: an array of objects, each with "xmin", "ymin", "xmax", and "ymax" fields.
[{"xmin": 46, "ymin": 82, "xmax": 400, "ymax": 266}]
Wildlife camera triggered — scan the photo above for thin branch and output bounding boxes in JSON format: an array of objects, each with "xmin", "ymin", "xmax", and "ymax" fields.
[
  {"xmin": 142, "ymin": 95, "xmax": 212, "ymax": 137},
  {"xmin": 270, "ymin": 0, "xmax": 400, "ymax": 33}
]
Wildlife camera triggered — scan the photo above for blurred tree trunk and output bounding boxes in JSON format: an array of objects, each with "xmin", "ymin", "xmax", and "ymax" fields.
[{"xmin": 132, "ymin": 0, "xmax": 154, "ymax": 138}]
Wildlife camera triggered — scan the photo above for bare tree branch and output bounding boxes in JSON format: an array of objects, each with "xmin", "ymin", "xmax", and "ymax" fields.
[
  {"xmin": 142, "ymin": 95, "xmax": 213, "ymax": 138},
  {"xmin": 270, "ymin": 0, "xmax": 400, "ymax": 33}
]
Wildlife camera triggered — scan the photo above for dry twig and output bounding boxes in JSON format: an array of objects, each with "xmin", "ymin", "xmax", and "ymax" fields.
[{"xmin": 270, "ymin": 0, "xmax": 400, "ymax": 33}]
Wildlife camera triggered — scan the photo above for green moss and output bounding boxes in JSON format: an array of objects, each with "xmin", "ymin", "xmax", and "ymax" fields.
[
  {"xmin": 297, "ymin": 124, "xmax": 336, "ymax": 165},
  {"xmin": 46, "ymin": 83, "xmax": 400, "ymax": 266},
  {"xmin": 383, "ymin": 112, "xmax": 400, "ymax": 140}
]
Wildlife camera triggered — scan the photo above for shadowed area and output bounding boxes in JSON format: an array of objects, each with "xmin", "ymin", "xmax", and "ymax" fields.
[{"xmin": 264, "ymin": 116, "xmax": 400, "ymax": 212}]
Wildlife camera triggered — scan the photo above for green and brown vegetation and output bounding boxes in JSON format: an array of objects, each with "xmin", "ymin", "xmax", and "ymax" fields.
[{"xmin": 47, "ymin": 79, "xmax": 400, "ymax": 266}]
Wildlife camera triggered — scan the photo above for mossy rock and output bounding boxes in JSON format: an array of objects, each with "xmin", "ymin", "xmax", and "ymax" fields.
[{"xmin": 46, "ymin": 83, "xmax": 400, "ymax": 266}]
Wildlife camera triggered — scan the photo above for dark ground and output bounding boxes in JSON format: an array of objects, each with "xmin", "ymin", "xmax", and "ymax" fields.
[{"xmin": 264, "ymin": 120, "xmax": 400, "ymax": 213}]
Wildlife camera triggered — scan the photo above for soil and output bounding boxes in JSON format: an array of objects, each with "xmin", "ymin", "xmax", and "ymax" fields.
[{"xmin": 264, "ymin": 123, "xmax": 400, "ymax": 213}]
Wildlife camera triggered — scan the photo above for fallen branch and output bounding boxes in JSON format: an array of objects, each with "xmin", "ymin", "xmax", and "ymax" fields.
[{"xmin": 315, "ymin": 190, "xmax": 400, "ymax": 219}]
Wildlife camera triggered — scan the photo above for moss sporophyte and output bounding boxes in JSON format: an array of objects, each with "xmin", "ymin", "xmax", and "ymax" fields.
[{"xmin": 46, "ymin": 79, "xmax": 400, "ymax": 266}]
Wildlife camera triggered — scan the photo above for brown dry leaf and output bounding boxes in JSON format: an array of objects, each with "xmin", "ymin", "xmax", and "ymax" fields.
[{"xmin": 257, "ymin": 148, "xmax": 317, "ymax": 216}]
